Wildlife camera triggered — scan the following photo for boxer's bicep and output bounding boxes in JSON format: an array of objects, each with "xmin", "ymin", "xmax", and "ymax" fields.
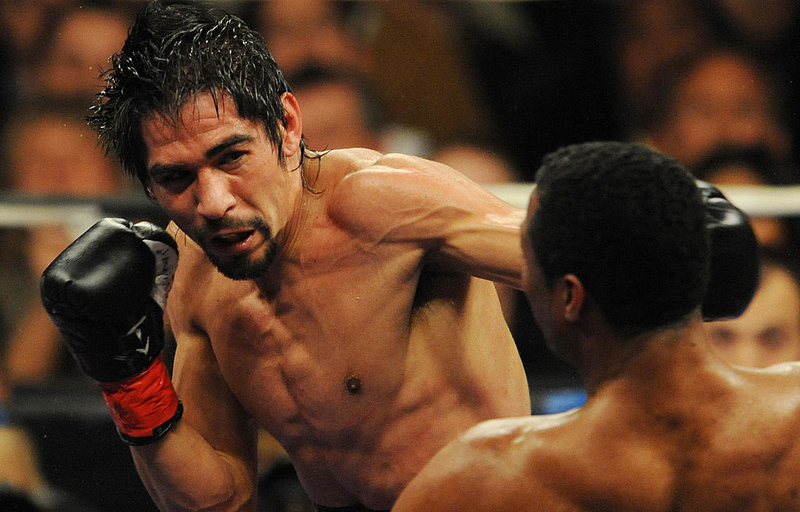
[
  {"xmin": 172, "ymin": 328, "xmax": 255, "ymax": 462},
  {"xmin": 332, "ymin": 155, "xmax": 525, "ymax": 288},
  {"xmin": 163, "ymin": 230, "xmax": 255, "ymax": 484}
]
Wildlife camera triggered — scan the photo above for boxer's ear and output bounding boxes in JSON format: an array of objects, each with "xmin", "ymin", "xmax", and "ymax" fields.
[
  {"xmin": 561, "ymin": 274, "xmax": 584, "ymax": 323},
  {"xmin": 280, "ymin": 92, "xmax": 303, "ymax": 159}
]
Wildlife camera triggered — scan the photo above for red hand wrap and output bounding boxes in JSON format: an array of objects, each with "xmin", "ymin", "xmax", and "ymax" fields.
[{"xmin": 100, "ymin": 354, "xmax": 181, "ymax": 440}]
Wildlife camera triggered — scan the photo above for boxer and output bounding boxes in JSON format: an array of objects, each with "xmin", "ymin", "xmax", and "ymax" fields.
[
  {"xmin": 42, "ymin": 3, "xmax": 529, "ymax": 510},
  {"xmin": 392, "ymin": 142, "xmax": 798, "ymax": 512}
]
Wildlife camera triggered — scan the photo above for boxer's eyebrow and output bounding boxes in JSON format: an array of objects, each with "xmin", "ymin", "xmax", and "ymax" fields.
[
  {"xmin": 206, "ymin": 134, "xmax": 253, "ymax": 159},
  {"xmin": 148, "ymin": 135, "xmax": 254, "ymax": 178},
  {"xmin": 149, "ymin": 162, "xmax": 190, "ymax": 179}
]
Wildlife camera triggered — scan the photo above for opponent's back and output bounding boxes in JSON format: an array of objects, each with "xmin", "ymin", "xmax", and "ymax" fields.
[
  {"xmin": 394, "ymin": 355, "xmax": 800, "ymax": 512},
  {"xmin": 561, "ymin": 363, "xmax": 800, "ymax": 511},
  {"xmin": 668, "ymin": 363, "xmax": 800, "ymax": 511}
]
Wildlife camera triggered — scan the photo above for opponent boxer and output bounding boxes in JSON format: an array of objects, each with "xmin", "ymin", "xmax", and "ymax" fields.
[
  {"xmin": 40, "ymin": 3, "xmax": 757, "ymax": 512},
  {"xmin": 393, "ymin": 142, "xmax": 800, "ymax": 512}
]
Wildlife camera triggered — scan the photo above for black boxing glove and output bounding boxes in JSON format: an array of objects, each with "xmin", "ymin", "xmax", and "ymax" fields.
[
  {"xmin": 41, "ymin": 218, "xmax": 182, "ymax": 445},
  {"xmin": 698, "ymin": 181, "xmax": 760, "ymax": 321}
]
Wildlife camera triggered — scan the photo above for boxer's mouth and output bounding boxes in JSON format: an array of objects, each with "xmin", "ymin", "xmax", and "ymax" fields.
[
  {"xmin": 215, "ymin": 230, "xmax": 252, "ymax": 245},
  {"xmin": 208, "ymin": 229, "xmax": 257, "ymax": 254}
]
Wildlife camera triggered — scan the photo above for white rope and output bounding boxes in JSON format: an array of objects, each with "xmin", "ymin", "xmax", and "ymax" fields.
[
  {"xmin": 712, "ymin": 185, "xmax": 800, "ymax": 218},
  {"xmin": 485, "ymin": 184, "xmax": 800, "ymax": 218},
  {"xmin": 0, "ymin": 193, "xmax": 164, "ymax": 237},
  {"xmin": 0, "ymin": 200, "xmax": 103, "ymax": 238},
  {"xmin": 0, "ymin": 185, "xmax": 798, "ymax": 235}
]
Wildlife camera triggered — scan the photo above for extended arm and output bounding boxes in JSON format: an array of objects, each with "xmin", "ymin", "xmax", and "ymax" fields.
[{"xmin": 330, "ymin": 153, "xmax": 526, "ymax": 289}]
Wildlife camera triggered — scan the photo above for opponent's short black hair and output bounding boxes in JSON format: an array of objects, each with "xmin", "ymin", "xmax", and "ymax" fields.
[
  {"xmin": 88, "ymin": 1, "xmax": 293, "ymax": 189},
  {"xmin": 529, "ymin": 141, "xmax": 709, "ymax": 335}
]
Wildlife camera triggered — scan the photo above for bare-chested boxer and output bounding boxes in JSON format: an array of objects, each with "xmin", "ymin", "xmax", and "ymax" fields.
[
  {"xmin": 392, "ymin": 142, "xmax": 800, "ymax": 512},
  {"xmin": 39, "ymin": 2, "xmax": 530, "ymax": 511}
]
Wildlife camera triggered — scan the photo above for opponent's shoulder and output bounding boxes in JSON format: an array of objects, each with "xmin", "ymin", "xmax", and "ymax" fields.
[
  {"xmin": 734, "ymin": 361, "xmax": 800, "ymax": 399},
  {"xmin": 395, "ymin": 415, "xmax": 579, "ymax": 512},
  {"xmin": 453, "ymin": 409, "xmax": 673, "ymax": 510},
  {"xmin": 759, "ymin": 360, "xmax": 800, "ymax": 376},
  {"xmin": 456, "ymin": 413, "xmax": 584, "ymax": 469},
  {"xmin": 459, "ymin": 412, "xmax": 577, "ymax": 446},
  {"xmin": 740, "ymin": 362, "xmax": 800, "ymax": 419}
]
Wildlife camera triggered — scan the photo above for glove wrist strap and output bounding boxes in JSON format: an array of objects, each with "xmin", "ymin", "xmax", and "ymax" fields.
[{"xmin": 100, "ymin": 354, "xmax": 182, "ymax": 446}]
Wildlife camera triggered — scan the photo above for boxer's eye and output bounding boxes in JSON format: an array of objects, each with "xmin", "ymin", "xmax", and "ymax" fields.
[
  {"xmin": 151, "ymin": 167, "xmax": 193, "ymax": 192},
  {"xmin": 218, "ymin": 150, "xmax": 246, "ymax": 169},
  {"xmin": 161, "ymin": 172, "xmax": 187, "ymax": 184}
]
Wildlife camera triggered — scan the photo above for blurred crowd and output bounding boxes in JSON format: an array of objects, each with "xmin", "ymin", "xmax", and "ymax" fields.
[{"xmin": 0, "ymin": 1, "xmax": 798, "ymax": 511}]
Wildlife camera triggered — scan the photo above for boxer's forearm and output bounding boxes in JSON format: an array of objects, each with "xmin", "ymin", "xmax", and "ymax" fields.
[
  {"xmin": 132, "ymin": 420, "xmax": 256, "ymax": 512},
  {"xmin": 428, "ymin": 207, "xmax": 526, "ymax": 290}
]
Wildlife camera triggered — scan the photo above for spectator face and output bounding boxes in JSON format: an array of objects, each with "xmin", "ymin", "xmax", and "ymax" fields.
[
  {"xmin": 652, "ymin": 53, "xmax": 791, "ymax": 167},
  {"xmin": 10, "ymin": 115, "xmax": 121, "ymax": 195},
  {"xmin": 707, "ymin": 265, "xmax": 800, "ymax": 368},
  {"xmin": 38, "ymin": 9, "xmax": 130, "ymax": 98}
]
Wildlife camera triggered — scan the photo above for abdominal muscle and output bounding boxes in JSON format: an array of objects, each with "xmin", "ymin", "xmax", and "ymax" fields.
[
  {"xmin": 201, "ymin": 274, "xmax": 528, "ymax": 509},
  {"xmin": 279, "ymin": 367, "xmax": 481, "ymax": 509}
]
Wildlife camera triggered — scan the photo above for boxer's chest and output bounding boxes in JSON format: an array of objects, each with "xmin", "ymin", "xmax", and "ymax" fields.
[{"xmin": 199, "ymin": 272, "xmax": 411, "ymax": 446}]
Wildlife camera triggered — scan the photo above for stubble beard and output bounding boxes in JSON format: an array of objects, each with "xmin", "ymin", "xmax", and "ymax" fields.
[
  {"xmin": 199, "ymin": 217, "xmax": 279, "ymax": 280},
  {"xmin": 210, "ymin": 238, "xmax": 279, "ymax": 280}
]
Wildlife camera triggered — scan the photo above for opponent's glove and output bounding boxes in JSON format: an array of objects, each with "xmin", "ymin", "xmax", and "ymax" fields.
[
  {"xmin": 699, "ymin": 180, "xmax": 760, "ymax": 321},
  {"xmin": 40, "ymin": 218, "xmax": 182, "ymax": 445}
]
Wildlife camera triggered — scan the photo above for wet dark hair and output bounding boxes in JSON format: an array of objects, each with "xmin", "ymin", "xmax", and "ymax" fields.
[
  {"xmin": 529, "ymin": 141, "xmax": 709, "ymax": 335},
  {"xmin": 88, "ymin": 1, "xmax": 300, "ymax": 190}
]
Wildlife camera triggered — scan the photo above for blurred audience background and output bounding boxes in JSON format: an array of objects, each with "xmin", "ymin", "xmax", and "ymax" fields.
[{"xmin": 0, "ymin": 1, "xmax": 798, "ymax": 510}]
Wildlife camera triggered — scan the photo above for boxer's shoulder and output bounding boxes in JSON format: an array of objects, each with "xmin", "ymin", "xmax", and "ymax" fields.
[
  {"xmin": 166, "ymin": 222, "xmax": 215, "ymax": 297},
  {"xmin": 318, "ymin": 148, "xmax": 440, "ymax": 180},
  {"xmin": 311, "ymin": 148, "xmax": 383, "ymax": 178},
  {"xmin": 328, "ymin": 150, "xmax": 442, "ymax": 201},
  {"xmin": 166, "ymin": 222, "xmax": 205, "ymax": 263}
]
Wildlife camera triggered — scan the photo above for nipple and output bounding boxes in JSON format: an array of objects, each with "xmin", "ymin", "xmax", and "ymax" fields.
[{"xmin": 345, "ymin": 375, "xmax": 362, "ymax": 394}]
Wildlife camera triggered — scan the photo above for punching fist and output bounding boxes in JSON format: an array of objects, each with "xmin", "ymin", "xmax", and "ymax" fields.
[
  {"xmin": 699, "ymin": 181, "xmax": 760, "ymax": 321},
  {"xmin": 40, "ymin": 218, "xmax": 182, "ymax": 444},
  {"xmin": 41, "ymin": 217, "xmax": 177, "ymax": 381}
]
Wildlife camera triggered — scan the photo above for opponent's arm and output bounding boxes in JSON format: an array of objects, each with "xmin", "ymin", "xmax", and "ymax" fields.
[
  {"xmin": 40, "ymin": 218, "xmax": 257, "ymax": 511},
  {"xmin": 330, "ymin": 153, "xmax": 526, "ymax": 289}
]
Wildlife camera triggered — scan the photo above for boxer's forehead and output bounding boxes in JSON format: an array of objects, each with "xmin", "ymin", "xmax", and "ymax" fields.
[
  {"xmin": 141, "ymin": 93, "xmax": 264, "ymax": 161},
  {"xmin": 142, "ymin": 94, "xmax": 240, "ymax": 142}
]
